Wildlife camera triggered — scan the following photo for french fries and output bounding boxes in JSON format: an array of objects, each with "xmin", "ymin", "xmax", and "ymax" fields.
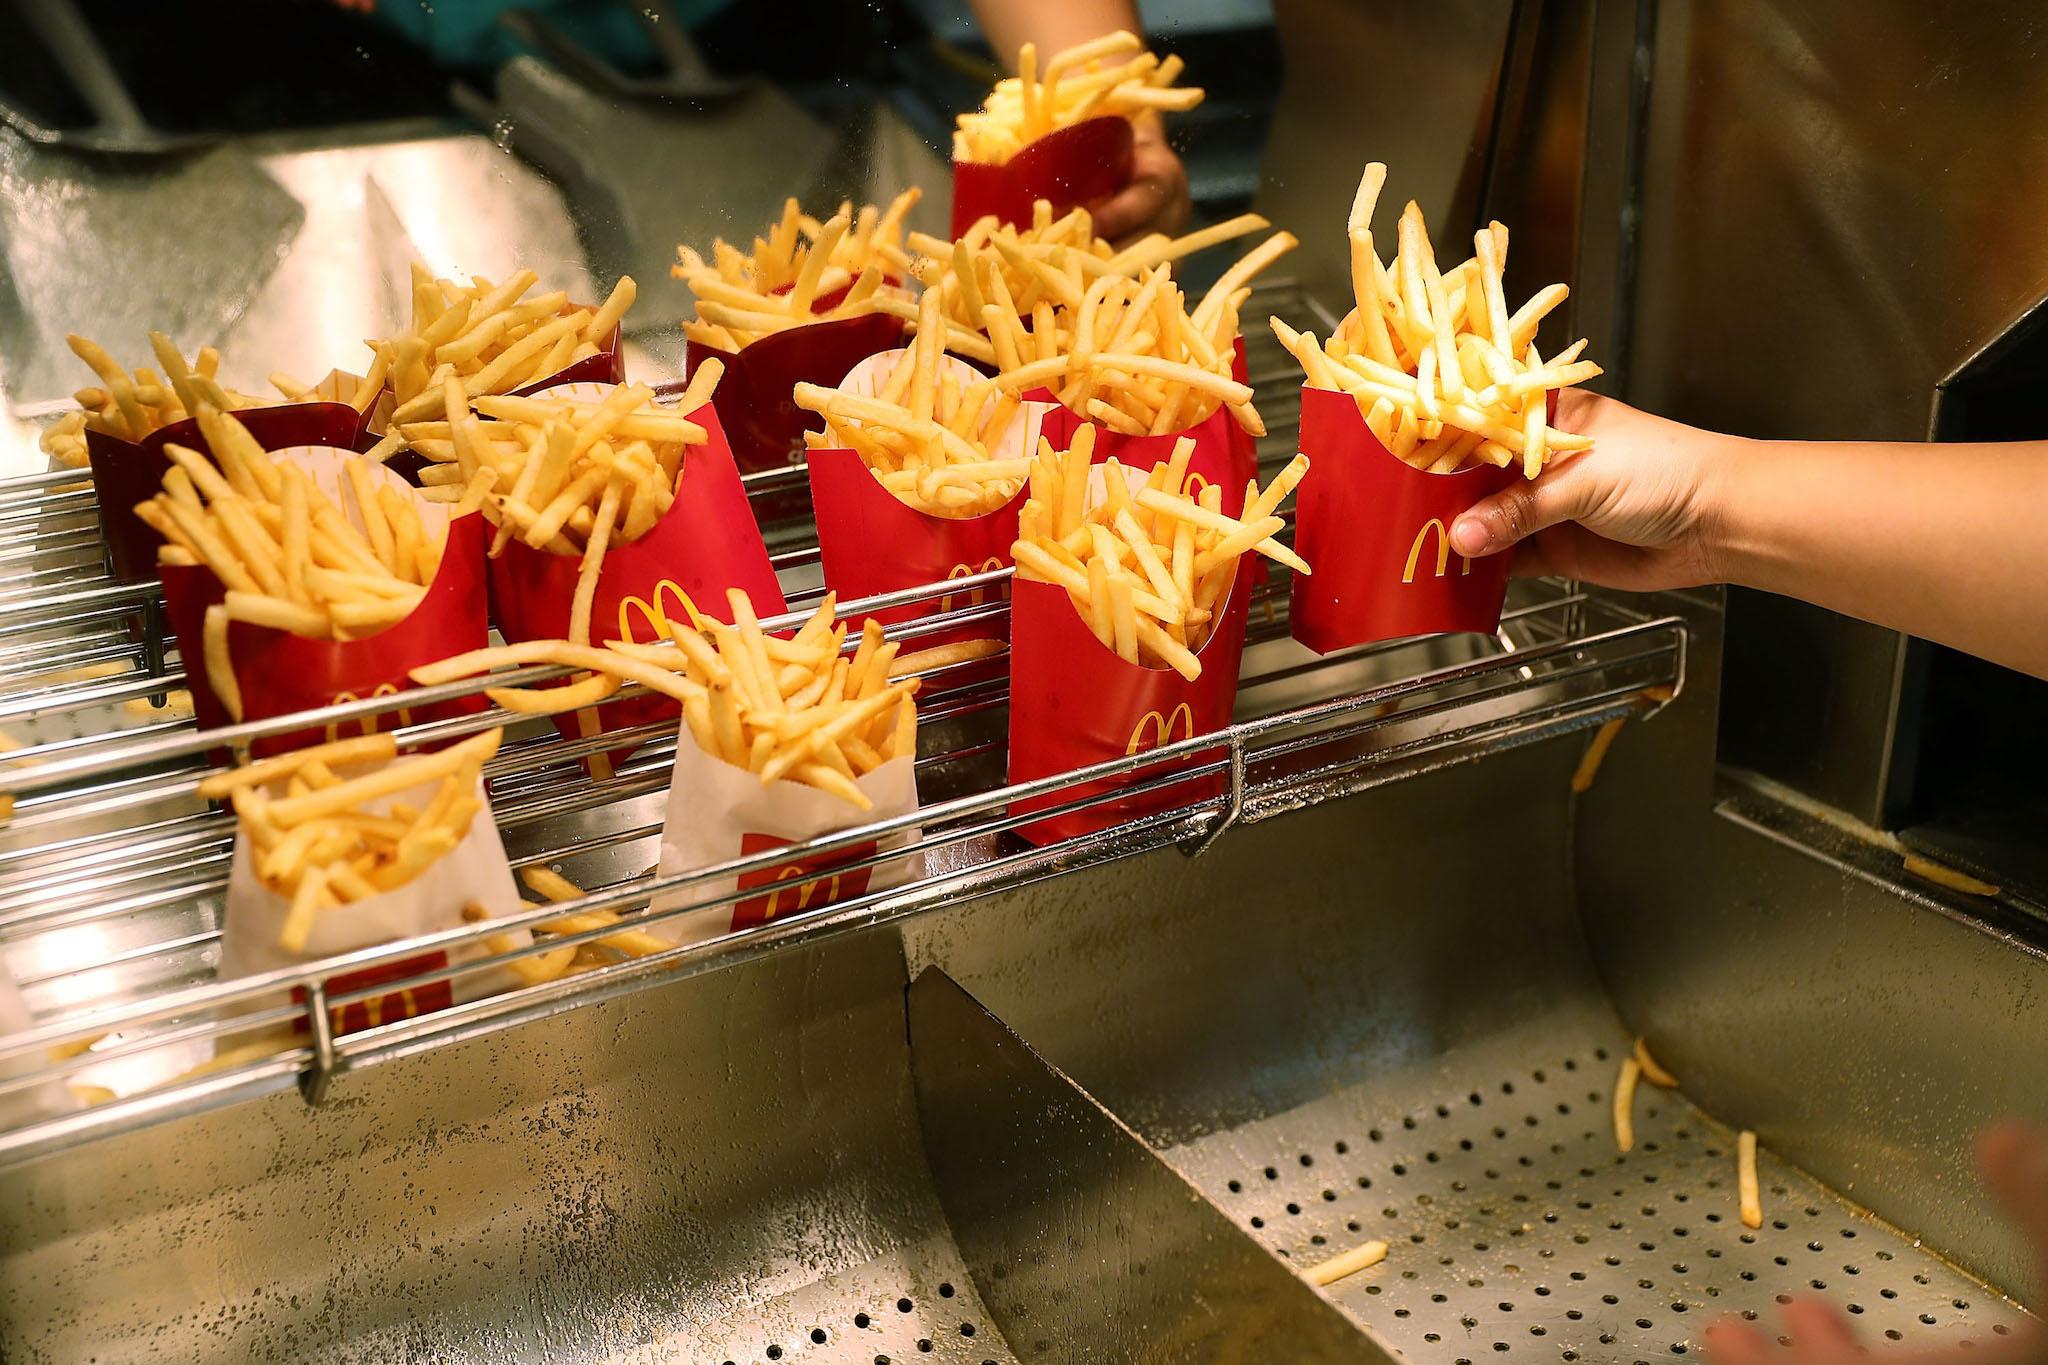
[
  {"xmin": 369, "ymin": 265, "xmax": 635, "ymax": 429},
  {"xmin": 793, "ymin": 293, "xmax": 1029, "ymax": 517},
  {"xmin": 954, "ymin": 30, "xmax": 1204, "ymax": 165},
  {"xmin": 403, "ymin": 371, "xmax": 721, "ymax": 646},
  {"xmin": 133, "ymin": 409, "xmax": 452, "ymax": 699},
  {"xmin": 906, "ymin": 199, "xmax": 1273, "ymax": 338},
  {"xmin": 1738, "ymin": 1130, "xmax": 1764, "ymax": 1229},
  {"xmin": 414, "ymin": 592, "xmax": 920, "ymax": 812},
  {"xmin": 41, "ymin": 331, "xmax": 285, "ymax": 468},
  {"xmin": 969, "ymin": 234, "xmax": 1291, "ymax": 436},
  {"xmin": 671, "ymin": 191, "xmax": 920, "ymax": 353},
  {"xmin": 1272, "ymin": 161, "xmax": 1599, "ymax": 476},
  {"xmin": 1011, "ymin": 430, "xmax": 1310, "ymax": 679},
  {"xmin": 222, "ymin": 729, "xmax": 503, "ymax": 954}
]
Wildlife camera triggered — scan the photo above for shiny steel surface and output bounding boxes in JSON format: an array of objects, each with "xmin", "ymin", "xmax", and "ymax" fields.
[
  {"xmin": 1625, "ymin": 1, "xmax": 2048, "ymax": 821},
  {"xmin": 910, "ymin": 968, "xmax": 1385, "ymax": 1363},
  {"xmin": 1573, "ymin": 583, "xmax": 2048, "ymax": 1299}
]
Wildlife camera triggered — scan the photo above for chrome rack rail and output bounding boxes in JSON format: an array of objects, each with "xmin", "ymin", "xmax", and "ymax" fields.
[{"xmin": 0, "ymin": 281, "xmax": 1688, "ymax": 1168}]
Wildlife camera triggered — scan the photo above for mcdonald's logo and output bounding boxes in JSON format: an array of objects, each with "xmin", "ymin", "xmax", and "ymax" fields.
[
  {"xmin": 293, "ymin": 953, "xmax": 453, "ymax": 1037},
  {"xmin": 940, "ymin": 556, "xmax": 1006, "ymax": 614},
  {"xmin": 731, "ymin": 833, "xmax": 878, "ymax": 931},
  {"xmin": 325, "ymin": 681, "xmax": 412, "ymax": 743},
  {"xmin": 1183, "ymin": 470, "xmax": 1213, "ymax": 496},
  {"xmin": 1401, "ymin": 518, "xmax": 1473, "ymax": 584},
  {"xmin": 1126, "ymin": 702, "xmax": 1196, "ymax": 755},
  {"xmin": 616, "ymin": 580, "xmax": 708, "ymax": 646}
]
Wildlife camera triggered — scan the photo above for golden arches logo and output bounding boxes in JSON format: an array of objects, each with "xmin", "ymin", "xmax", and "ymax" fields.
[
  {"xmin": 1402, "ymin": 519, "xmax": 1473, "ymax": 583},
  {"xmin": 326, "ymin": 682, "xmax": 411, "ymax": 743},
  {"xmin": 616, "ymin": 580, "xmax": 708, "ymax": 645},
  {"xmin": 940, "ymin": 556, "xmax": 1006, "ymax": 613},
  {"xmin": 1183, "ymin": 470, "xmax": 1213, "ymax": 496},
  {"xmin": 1126, "ymin": 702, "xmax": 1196, "ymax": 755},
  {"xmin": 761, "ymin": 863, "xmax": 850, "ymax": 922}
]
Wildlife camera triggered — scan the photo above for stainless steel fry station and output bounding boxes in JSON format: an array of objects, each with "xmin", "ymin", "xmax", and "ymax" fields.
[{"xmin": 0, "ymin": 2, "xmax": 2041, "ymax": 1362}]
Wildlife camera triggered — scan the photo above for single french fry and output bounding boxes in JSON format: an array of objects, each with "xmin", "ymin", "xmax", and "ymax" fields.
[{"xmin": 1613, "ymin": 1056, "xmax": 1641, "ymax": 1154}]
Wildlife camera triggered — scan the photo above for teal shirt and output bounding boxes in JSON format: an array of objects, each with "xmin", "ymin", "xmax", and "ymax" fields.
[{"xmin": 372, "ymin": 0, "xmax": 735, "ymax": 67}]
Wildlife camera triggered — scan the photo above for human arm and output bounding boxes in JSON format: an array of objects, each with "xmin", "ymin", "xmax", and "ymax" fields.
[
  {"xmin": 1449, "ymin": 390, "xmax": 2048, "ymax": 680},
  {"xmin": 964, "ymin": 0, "xmax": 1191, "ymax": 240}
]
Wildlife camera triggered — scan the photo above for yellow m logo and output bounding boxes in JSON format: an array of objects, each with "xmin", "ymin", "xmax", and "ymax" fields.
[
  {"xmin": 762, "ymin": 863, "xmax": 848, "ymax": 922},
  {"xmin": 1126, "ymin": 702, "xmax": 1196, "ymax": 755},
  {"xmin": 1401, "ymin": 519, "xmax": 1472, "ymax": 583},
  {"xmin": 940, "ymin": 557, "xmax": 1006, "ymax": 613},
  {"xmin": 617, "ymin": 580, "xmax": 708, "ymax": 645},
  {"xmin": 326, "ymin": 682, "xmax": 411, "ymax": 743}
]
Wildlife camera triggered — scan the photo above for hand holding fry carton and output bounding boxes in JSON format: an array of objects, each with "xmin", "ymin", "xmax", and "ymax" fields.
[
  {"xmin": 951, "ymin": 32, "xmax": 1202, "ymax": 233},
  {"xmin": 1272, "ymin": 163, "xmax": 1599, "ymax": 648}
]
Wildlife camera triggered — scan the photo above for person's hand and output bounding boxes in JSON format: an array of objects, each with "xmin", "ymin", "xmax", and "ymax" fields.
[
  {"xmin": 1088, "ymin": 112, "xmax": 1191, "ymax": 243},
  {"xmin": 1448, "ymin": 389, "xmax": 1737, "ymax": 592},
  {"xmin": 1703, "ymin": 1124, "xmax": 2048, "ymax": 1364}
]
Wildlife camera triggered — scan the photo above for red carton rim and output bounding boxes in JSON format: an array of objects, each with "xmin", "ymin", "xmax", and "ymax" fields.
[
  {"xmin": 683, "ymin": 312, "xmax": 906, "ymax": 475},
  {"xmin": 1033, "ymin": 337, "xmax": 1257, "ymax": 516},
  {"xmin": 86, "ymin": 401, "xmax": 371, "ymax": 584},
  {"xmin": 1287, "ymin": 384, "xmax": 1524, "ymax": 653},
  {"xmin": 805, "ymin": 445, "xmax": 1025, "ymax": 635},
  {"xmin": 161, "ymin": 510, "xmax": 490, "ymax": 753},
  {"xmin": 951, "ymin": 115, "xmax": 1137, "ymax": 236}
]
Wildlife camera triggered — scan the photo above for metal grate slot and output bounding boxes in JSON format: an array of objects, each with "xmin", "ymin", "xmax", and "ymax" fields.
[{"xmin": 1171, "ymin": 1025, "xmax": 2033, "ymax": 1362}]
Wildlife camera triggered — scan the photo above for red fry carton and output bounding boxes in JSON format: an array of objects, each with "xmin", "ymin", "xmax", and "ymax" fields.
[
  {"xmin": 1034, "ymin": 337, "xmax": 1258, "ymax": 516},
  {"xmin": 158, "ymin": 449, "xmax": 491, "ymax": 758},
  {"xmin": 1290, "ymin": 386, "xmax": 1542, "ymax": 652},
  {"xmin": 951, "ymin": 116, "xmax": 1136, "ymax": 236},
  {"xmin": 684, "ymin": 313, "xmax": 906, "ymax": 476},
  {"xmin": 1006, "ymin": 561, "xmax": 1254, "ymax": 845},
  {"xmin": 486, "ymin": 398, "xmax": 786, "ymax": 769},
  {"xmin": 88, "ymin": 397, "xmax": 370, "ymax": 584},
  {"xmin": 806, "ymin": 348, "xmax": 1040, "ymax": 651}
]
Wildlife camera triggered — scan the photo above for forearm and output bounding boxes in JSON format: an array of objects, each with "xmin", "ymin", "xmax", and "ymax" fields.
[
  {"xmin": 968, "ymin": 0, "xmax": 1141, "ymax": 70},
  {"xmin": 1710, "ymin": 437, "xmax": 2048, "ymax": 678}
]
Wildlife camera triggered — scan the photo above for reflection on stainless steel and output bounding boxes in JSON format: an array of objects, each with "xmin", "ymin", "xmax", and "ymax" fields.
[
  {"xmin": 2, "ymin": 11, "xmax": 2045, "ymax": 1356},
  {"xmin": 910, "ymin": 967, "xmax": 1389, "ymax": 1362}
]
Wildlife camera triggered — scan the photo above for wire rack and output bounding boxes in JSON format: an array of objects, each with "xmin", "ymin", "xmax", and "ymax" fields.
[{"xmin": 0, "ymin": 282, "xmax": 1687, "ymax": 1169}]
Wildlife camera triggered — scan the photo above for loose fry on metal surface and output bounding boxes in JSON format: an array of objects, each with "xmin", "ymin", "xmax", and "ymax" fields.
[
  {"xmin": 1306, "ymin": 1239, "xmax": 1389, "ymax": 1287},
  {"xmin": 954, "ymin": 31, "xmax": 1204, "ymax": 166},
  {"xmin": 132, "ymin": 410, "xmax": 448, "ymax": 648},
  {"xmin": 1571, "ymin": 716, "xmax": 1627, "ymax": 793},
  {"xmin": 1613, "ymin": 1056, "xmax": 1642, "ymax": 1154},
  {"xmin": 1633, "ymin": 1038, "xmax": 1679, "ymax": 1089},
  {"xmin": 888, "ymin": 638, "xmax": 1006, "ymax": 677},
  {"xmin": 1272, "ymin": 162, "xmax": 1597, "ymax": 475},
  {"xmin": 1010, "ymin": 433, "xmax": 1307, "ymax": 678},
  {"xmin": 222, "ymin": 728, "xmax": 503, "ymax": 952},
  {"xmin": 671, "ymin": 192, "xmax": 920, "ymax": 351},
  {"xmin": 1738, "ymin": 1130, "xmax": 1763, "ymax": 1229}
]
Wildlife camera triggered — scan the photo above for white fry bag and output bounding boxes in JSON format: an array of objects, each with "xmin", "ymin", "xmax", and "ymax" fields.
[
  {"xmin": 219, "ymin": 779, "xmax": 532, "ymax": 1036},
  {"xmin": 651, "ymin": 726, "xmax": 922, "ymax": 943}
]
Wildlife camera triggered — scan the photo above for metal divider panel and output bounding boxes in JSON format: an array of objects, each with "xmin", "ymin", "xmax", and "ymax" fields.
[{"xmin": 907, "ymin": 967, "xmax": 1392, "ymax": 1363}]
